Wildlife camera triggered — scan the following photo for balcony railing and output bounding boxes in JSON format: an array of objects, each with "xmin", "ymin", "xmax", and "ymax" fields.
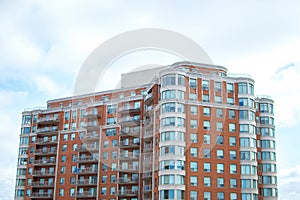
[
  {"xmin": 119, "ymin": 140, "xmax": 140, "ymax": 148},
  {"xmin": 34, "ymin": 148, "xmax": 57, "ymax": 155},
  {"xmin": 84, "ymin": 109, "xmax": 101, "ymax": 118},
  {"xmin": 118, "ymin": 152, "xmax": 140, "ymax": 160},
  {"xmin": 33, "ymin": 159, "xmax": 56, "ymax": 166},
  {"xmin": 117, "ymin": 190, "xmax": 138, "ymax": 196},
  {"xmin": 118, "ymin": 177, "xmax": 139, "ymax": 184},
  {"xmin": 74, "ymin": 191, "xmax": 96, "ymax": 198},
  {"xmin": 118, "ymin": 165, "xmax": 139, "ymax": 172},
  {"xmin": 143, "ymin": 172, "xmax": 152, "ymax": 179},
  {"xmin": 75, "ymin": 179, "xmax": 97, "ymax": 185},
  {"xmin": 76, "ymin": 167, "xmax": 98, "ymax": 174},
  {"xmin": 119, "ymin": 116, "xmax": 140, "ymax": 126},
  {"xmin": 32, "ymin": 170, "xmax": 55, "ymax": 176},
  {"xmin": 30, "ymin": 181, "xmax": 54, "ymax": 187},
  {"xmin": 35, "ymin": 138, "xmax": 57, "ymax": 145},
  {"xmin": 77, "ymin": 145, "xmax": 99, "ymax": 152},
  {"xmin": 37, "ymin": 117, "xmax": 59, "ymax": 125},
  {"xmin": 119, "ymin": 106, "xmax": 141, "ymax": 115},
  {"xmin": 144, "ymin": 93, "xmax": 154, "ymax": 105},
  {"xmin": 31, "ymin": 193, "xmax": 53, "ymax": 198},
  {"xmin": 83, "ymin": 121, "xmax": 98, "ymax": 129},
  {"xmin": 36, "ymin": 127, "xmax": 58, "ymax": 135},
  {"xmin": 77, "ymin": 156, "xmax": 98, "ymax": 163},
  {"xmin": 120, "ymin": 127, "xmax": 140, "ymax": 137}
]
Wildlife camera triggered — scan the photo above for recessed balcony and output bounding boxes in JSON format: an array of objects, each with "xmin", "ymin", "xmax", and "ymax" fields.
[
  {"xmin": 119, "ymin": 106, "xmax": 141, "ymax": 115},
  {"xmin": 119, "ymin": 116, "xmax": 140, "ymax": 127},
  {"xmin": 75, "ymin": 179, "xmax": 97, "ymax": 186},
  {"xmin": 31, "ymin": 193, "xmax": 53, "ymax": 199},
  {"xmin": 37, "ymin": 117, "xmax": 59, "ymax": 125},
  {"xmin": 33, "ymin": 159, "xmax": 56, "ymax": 166},
  {"xmin": 34, "ymin": 148, "xmax": 57, "ymax": 155},
  {"xmin": 116, "ymin": 190, "xmax": 138, "ymax": 197},
  {"xmin": 118, "ymin": 177, "xmax": 139, "ymax": 184},
  {"xmin": 77, "ymin": 156, "xmax": 98, "ymax": 163},
  {"xmin": 32, "ymin": 170, "xmax": 55, "ymax": 177},
  {"xmin": 36, "ymin": 127, "xmax": 58, "ymax": 136}
]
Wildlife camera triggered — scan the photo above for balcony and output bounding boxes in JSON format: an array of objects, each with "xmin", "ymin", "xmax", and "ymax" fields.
[
  {"xmin": 119, "ymin": 106, "xmax": 141, "ymax": 115},
  {"xmin": 118, "ymin": 177, "xmax": 139, "ymax": 184},
  {"xmin": 77, "ymin": 156, "xmax": 98, "ymax": 163},
  {"xmin": 36, "ymin": 127, "xmax": 58, "ymax": 136},
  {"xmin": 119, "ymin": 140, "xmax": 140, "ymax": 149},
  {"xmin": 31, "ymin": 193, "xmax": 53, "ymax": 199},
  {"xmin": 119, "ymin": 116, "xmax": 140, "ymax": 127},
  {"xmin": 83, "ymin": 133, "xmax": 100, "ymax": 140},
  {"xmin": 143, "ymin": 172, "xmax": 152, "ymax": 179},
  {"xmin": 118, "ymin": 152, "xmax": 140, "ymax": 160},
  {"xmin": 143, "ymin": 185, "xmax": 152, "ymax": 192},
  {"xmin": 118, "ymin": 165, "xmax": 139, "ymax": 172},
  {"xmin": 84, "ymin": 109, "xmax": 101, "ymax": 119},
  {"xmin": 34, "ymin": 148, "xmax": 57, "ymax": 155},
  {"xmin": 144, "ymin": 93, "xmax": 154, "ymax": 105},
  {"xmin": 77, "ymin": 167, "xmax": 98, "ymax": 174},
  {"xmin": 83, "ymin": 121, "xmax": 99, "ymax": 129},
  {"xmin": 32, "ymin": 170, "xmax": 55, "ymax": 177},
  {"xmin": 33, "ymin": 159, "xmax": 56, "ymax": 166},
  {"xmin": 120, "ymin": 127, "xmax": 140, "ymax": 137},
  {"xmin": 37, "ymin": 117, "xmax": 59, "ymax": 125},
  {"xmin": 75, "ymin": 179, "xmax": 97, "ymax": 186},
  {"xmin": 144, "ymin": 144, "xmax": 153, "ymax": 152},
  {"xmin": 116, "ymin": 190, "xmax": 138, "ymax": 197},
  {"xmin": 35, "ymin": 138, "xmax": 57, "ymax": 145},
  {"xmin": 30, "ymin": 181, "xmax": 54, "ymax": 188},
  {"xmin": 74, "ymin": 191, "xmax": 96, "ymax": 198},
  {"xmin": 77, "ymin": 145, "xmax": 99, "ymax": 152}
]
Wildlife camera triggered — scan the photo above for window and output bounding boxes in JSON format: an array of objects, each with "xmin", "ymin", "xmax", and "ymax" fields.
[
  {"xmin": 217, "ymin": 150, "xmax": 224, "ymax": 159},
  {"xmin": 202, "ymin": 80, "xmax": 209, "ymax": 90},
  {"xmin": 110, "ymin": 174, "xmax": 116, "ymax": 182},
  {"xmin": 241, "ymin": 179, "xmax": 251, "ymax": 189},
  {"xmin": 72, "ymin": 110, "xmax": 77, "ymax": 119},
  {"xmin": 203, "ymin": 107, "xmax": 210, "ymax": 116},
  {"xmin": 59, "ymin": 189, "xmax": 64, "ymax": 196},
  {"xmin": 162, "ymin": 74, "xmax": 176, "ymax": 86},
  {"xmin": 204, "ymin": 148, "xmax": 211, "ymax": 158},
  {"xmin": 204, "ymin": 177, "xmax": 211, "ymax": 187},
  {"xmin": 190, "ymin": 93, "xmax": 197, "ymax": 100},
  {"xmin": 217, "ymin": 164, "xmax": 224, "ymax": 173},
  {"xmin": 228, "ymin": 110, "xmax": 235, "ymax": 119},
  {"xmin": 190, "ymin": 120, "xmax": 197, "ymax": 128},
  {"xmin": 215, "ymin": 81, "xmax": 221, "ymax": 91},
  {"xmin": 227, "ymin": 83, "xmax": 234, "ymax": 93},
  {"xmin": 61, "ymin": 156, "xmax": 66, "ymax": 163},
  {"xmin": 217, "ymin": 136, "xmax": 224, "ymax": 145},
  {"xmin": 103, "ymin": 140, "xmax": 109, "ymax": 148},
  {"xmin": 204, "ymin": 162, "xmax": 211, "ymax": 172},
  {"xmin": 106, "ymin": 117, "xmax": 116, "ymax": 125},
  {"xmin": 70, "ymin": 133, "xmax": 75, "ymax": 141},
  {"xmin": 204, "ymin": 192, "xmax": 211, "ymax": 200},
  {"xmin": 190, "ymin": 106, "xmax": 197, "ymax": 115},
  {"xmin": 202, "ymin": 94, "xmax": 210, "ymax": 102},
  {"xmin": 216, "ymin": 108, "xmax": 223, "ymax": 117},
  {"xmin": 204, "ymin": 134, "xmax": 210, "ymax": 144},
  {"xmin": 190, "ymin": 148, "xmax": 198, "ymax": 157},
  {"xmin": 229, "ymin": 137, "xmax": 236, "ymax": 146},
  {"xmin": 106, "ymin": 128, "xmax": 116, "ymax": 136},
  {"xmin": 190, "ymin": 176, "xmax": 198, "ymax": 186},
  {"xmin": 190, "ymin": 133, "xmax": 197, "ymax": 143},
  {"xmin": 230, "ymin": 150, "xmax": 237, "ymax": 160},
  {"xmin": 60, "ymin": 178, "xmax": 65, "ymax": 185},
  {"xmin": 101, "ymin": 187, "xmax": 107, "ymax": 195},
  {"xmin": 110, "ymin": 187, "xmax": 116, "ymax": 195},
  {"xmin": 72, "ymin": 155, "xmax": 77, "ymax": 162},
  {"xmin": 190, "ymin": 162, "xmax": 198, "ymax": 171},
  {"xmin": 61, "ymin": 166, "xmax": 66, "ymax": 174},
  {"xmin": 64, "ymin": 111, "xmax": 70, "ymax": 120},
  {"xmin": 62, "ymin": 144, "xmax": 67, "ymax": 152},
  {"xmin": 112, "ymin": 140, "xmax": 118, "ymax": 147},
  {"xmin": 230, "ymin": 164, "xmax": 237, "ymax": 174},
  {"xmin": 191, "ymin": 191, "xmax": 198, "ymax": 200},
  {"xmin": 227, "ymin": 97, "xmax": 234, "ymax": 105},
  {"xmin": 216, "ymin": 122, "xmax": 223, "ymax": 131},
  {"xmin": 238, "ymin": 83, "xmax": 248, "ymax": 94},
  {"xmin": 230, "ymin": 193, "xmax": 238, "ymax": 200},
  {"xmin": 103, "ymin": 152, "xmax": 108, "ymax": 160},
  {"xmin": 229, "ymin": 123, "xmax": 236, "ymax": 132},
  {"xmin": 218, "ymin": 192, "xmax": 225, "ymax": 200},
  {"xmin": 63, "ymin": 134, "xmax": 68, "ymax": 141},
  {"xmin": 72, "ymin": 144, "xmax": 78, "ymax": 151},
  {"xmin": 217, "ymin": 178, "xmax": 224, "ymax": 188},
  {"xmin": 215, "ymin": 96, "xmax": 222, "ymax": 103},
  {"xmin": 230, "ymin": 179, "xmax": 237, "ymax": 188},
  {"xmin": 203, "ymin": 121, "xmax": 210, "ymax": 130},
  {"xmin": 190, "ymin": 78, "xmax": 197, "ymax": 88}
]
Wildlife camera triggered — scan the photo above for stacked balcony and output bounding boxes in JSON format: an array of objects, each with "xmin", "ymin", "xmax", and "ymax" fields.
[
  {"xmin": 37, "ymin": 116, "xmax": 59, "ymax": 125},
  {"xmin": 31, "ymin": 193, "xmax": 53, "ymax": 199}
]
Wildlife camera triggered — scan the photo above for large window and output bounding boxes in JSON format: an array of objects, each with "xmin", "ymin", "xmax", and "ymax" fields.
[{"xmin": 162, "ymin": 74, "xmax": 176, "ymax": 86}]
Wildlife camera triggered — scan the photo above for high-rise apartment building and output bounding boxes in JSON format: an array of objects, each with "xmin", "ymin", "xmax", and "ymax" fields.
[{"xmin": 14, "ymin": 62, "xmax": 278, "ymax": 200}]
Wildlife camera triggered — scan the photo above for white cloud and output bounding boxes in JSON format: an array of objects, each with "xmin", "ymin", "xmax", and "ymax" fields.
[{"xmin": 278, "ymin": 165, "xmax": 300, "ymax": 200}]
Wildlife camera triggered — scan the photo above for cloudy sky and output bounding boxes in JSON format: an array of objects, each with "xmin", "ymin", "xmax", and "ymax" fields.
[{"xmin": 1, "ymin": 0, "xmax": 300, "ymax": 199}]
